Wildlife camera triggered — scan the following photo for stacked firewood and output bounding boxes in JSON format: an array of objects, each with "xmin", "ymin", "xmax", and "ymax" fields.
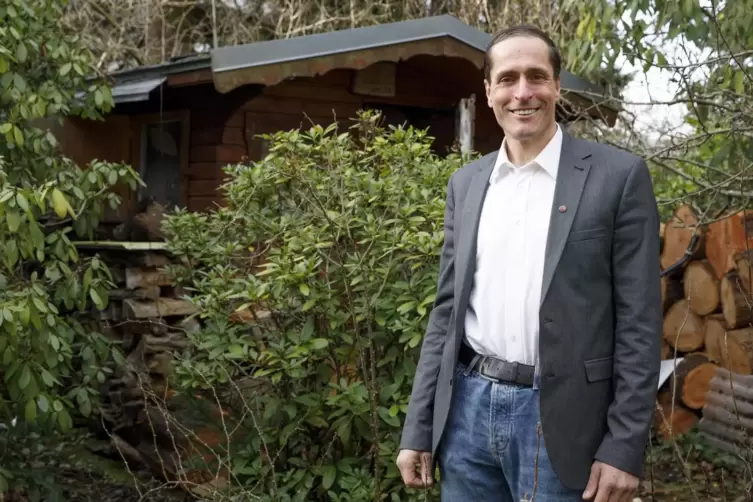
[
  {"xmin": 77, "ymin": 245, "xmax": 235, "ymax": 496},
  {"xmin": 655, "ymin": 205, "xmax": 753, "ymax": 441}
]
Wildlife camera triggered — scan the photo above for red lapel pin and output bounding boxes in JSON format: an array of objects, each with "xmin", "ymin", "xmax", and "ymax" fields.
[{"xmin": 558, "ymin": 205, "xmax": 567, "ymax": 213}]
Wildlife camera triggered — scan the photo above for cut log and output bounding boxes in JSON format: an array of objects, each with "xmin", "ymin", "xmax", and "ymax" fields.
[
  {"xmin": 720, "ymin": 272, "xmax": 753, "ymax": 329},
  {"xmin": 667, "ymin": 352, "xmax": 709, "ymax": 396},
  {"xmin": 654, "ymin": 389, "xmax": 698, "ymax": 440},
  {"xmin": 126, "ymin": 267, "xmax": 174, "ymax": 290},
  {"xmin": 704, "ymin": 314, "xmax": 727, "ymax": 363},
  {"xmin": 663, "ymin": 299, "xmax": 705, "ymax": 351},
  {"xmin": 660, "ymin": 205, "xmax": 705, "ymax": 271},
  {"xmin": 123, "ymin": 298, "xmax": 198, "ymax": 319},
  {"xmin": 661, "ymin": 275, "xmax": 684, "ymax": 313},
  {"xmin": 734, "ymin": 250, "xmax": 753, "ymax": 293},
  {"xmin": 718, "ymin": 327, "xmax": 753, "ymax": 375},
  {"xmin": 682, "ymin": 361, "xmax": 718, "ymax": 409},
  {"xmin": 661, "ymin": 341, "xmax": 673, "ymax": 360},
  {"xmin": 705, "ymin": 210, "xmax": 753, "ymax": 279},
  {"xmin": 659, "ymin": 222, "xmax": 666, "ymax": 254},
  {"xmin": 683, "ymin": 260, "xmax": 720, "ymax": 315}
]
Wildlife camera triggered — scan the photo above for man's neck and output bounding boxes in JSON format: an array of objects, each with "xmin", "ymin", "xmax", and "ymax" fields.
[{"xmin": 504, "ymin": 123, "xmax": 557, "ymax": 166}]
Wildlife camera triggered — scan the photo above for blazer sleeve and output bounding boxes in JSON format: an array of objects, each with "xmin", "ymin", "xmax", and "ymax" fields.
[
  {"xmin": 594, "ymin": 157, "xmax": 663, "ymax": 477},
  {"xmin": 399, "ymin": 174, "xmax": 457, "ymax": 452}
]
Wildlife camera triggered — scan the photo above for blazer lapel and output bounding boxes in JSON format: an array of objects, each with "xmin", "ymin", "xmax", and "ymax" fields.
[
  {"xmin": 455, "ymin": 153, "xmax": 496, "ymax": 328},
  {"xmin": 540, "ymin": 131, "xmax": 592, "ymax": 306}
]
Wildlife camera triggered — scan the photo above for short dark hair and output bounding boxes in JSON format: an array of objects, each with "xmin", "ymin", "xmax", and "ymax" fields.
[{"xmin": 483, "ymin": 25, "xmax": 562, "ymax": 81}]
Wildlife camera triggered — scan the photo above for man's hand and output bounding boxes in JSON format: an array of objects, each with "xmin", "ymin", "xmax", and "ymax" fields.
[
  {"xmin": 396, "ymin": 449, "xmax": 434, "ymax": 488},
  {"xmin": 582, "ymin": 460, "xmax": 639, "ymax": 502}
]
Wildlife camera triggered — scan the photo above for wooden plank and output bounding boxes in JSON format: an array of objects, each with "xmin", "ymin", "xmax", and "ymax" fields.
[
  {"xmin": 167, "ymin": 69, "xmax": 214, "ymax": 87},
  {"xmin": 126, "ymin": 267, "xmax": 174, "ymax": 289},
  {"xmin": 188, "ymin": 196, "xmax": 222, "ymax": 213},
  {"xmin": 109, "ymin": 286, "xmax": 161, "ymax": 301},
  {"xmin": 191, "ymin": 127, "xmax": 245, "ymax": 146},
  {"xmin": 186, "ymin": 162, "xmax": 223, "ymax": 180},
  {"xmin": 190, "ymin": 145, "xmax": 246, "ymax": 164},
  {"xmin": 123, "ymin": 298, "xmax": 198, "ymax": 319},
  {"xmin": 698, "ymin": 367, "xmax": 753, "ymax": 453},
  {"xmin": 188, "ymin": 179, "xmax": 220, "ymax": 197}
]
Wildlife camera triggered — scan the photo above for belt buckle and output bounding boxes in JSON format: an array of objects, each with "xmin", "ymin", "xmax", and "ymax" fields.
[{"xmin": 478, "ymin": 356, "xmax": 518, "ymax": 384}]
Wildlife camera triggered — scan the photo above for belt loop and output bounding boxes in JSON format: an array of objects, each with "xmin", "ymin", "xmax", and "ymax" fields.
[{"xmin": 469, "ymin": 354, "xmax": 481, "ymax": 371}]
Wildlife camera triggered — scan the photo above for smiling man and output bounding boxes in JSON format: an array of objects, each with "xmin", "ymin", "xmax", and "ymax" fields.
[{"xmin": 396, "ymin": 25, "xmax": 663, "ymax": 502}]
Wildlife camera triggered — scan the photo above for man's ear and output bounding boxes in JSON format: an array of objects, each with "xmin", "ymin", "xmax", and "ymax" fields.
[{"xmin": 484, "ymin": 79, "xmax": 492, "ymax": 108}]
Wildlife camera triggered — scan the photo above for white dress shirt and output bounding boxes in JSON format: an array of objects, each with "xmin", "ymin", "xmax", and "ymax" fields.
[{"xmin": 463, "ymin": 124, "xmax": 563, "ymax": 367}]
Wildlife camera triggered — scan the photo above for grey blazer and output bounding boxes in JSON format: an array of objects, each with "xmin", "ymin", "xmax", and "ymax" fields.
[{"xmin": 399, "ymin": 127, "xmax": 663, "ymax": 490}]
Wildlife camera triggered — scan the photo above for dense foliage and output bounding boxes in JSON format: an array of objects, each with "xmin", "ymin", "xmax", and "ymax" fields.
[
  {"xmin": 0, "ymin": 0, "xmax": 140, "ymax": 495},
  {"xmin": 161, "ymin": 112, "xmax": 474, "ymax": 500}
]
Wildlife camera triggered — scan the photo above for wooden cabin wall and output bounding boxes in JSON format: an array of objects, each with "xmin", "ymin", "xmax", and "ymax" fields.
[{"xmin": 189, "ymin": 56, "xmax": 500, "ymax": 212}]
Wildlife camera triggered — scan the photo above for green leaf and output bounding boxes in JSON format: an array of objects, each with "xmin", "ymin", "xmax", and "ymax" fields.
[
  {"xmin": 0, "ymin": 123, "xmax": 11, "ymax": 134},
  {"xmin": 37, "ymin": 395, "xmax": 49, "ymax": 413},
  {"xmin": 90, "ymin": 288, "xmax": 103, "ymax": 309},
  {"xmin": 60, "ymin": 62, "xmax": 72, "ymax": 76},
  {"xmin": 12, "ymin": 125, "xmax": 23, "ymax": 146},
  {"xmin": 5, "ymin": 210, "xmax": 20, "ymax": 232},
  {"xmin": 308, "ymin": 338, "xmax": 329, "ymax": 350},
  {"xmin": 15, "ymin": 193, "xmax": 28, "ymax": 212},
  {"xmin": 734, "ymin": 71, "xmax": 745, "ymax": 94},
  {"xmin": 322, "ymin": 465, "xmax": 336, "ymax": 490},
  {"xmin": 51, "ymin": 188, "xmax": 71, "ymax": 218},
  {"xmin": 299, "ymin": 283, "xmax": 310, "ymax": 296},
  {"xmin": 25, "ymin": 398, "xmax": 37, "ymax": 421},
  {"xmin": 18, "ymin": 365, "xmax": 30, "ymax": 390},
  {"xmin": 16, "ymin": 42, "xmax": 27, "ymax": 63}
]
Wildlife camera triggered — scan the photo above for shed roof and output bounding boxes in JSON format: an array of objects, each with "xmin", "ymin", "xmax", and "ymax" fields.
[
  {"xmin": 105, "ymin": 15, "xmax": 617, "ymax": 120},
  {"xmin": 211, "ymin": 15, "xmax": 605, "ymax": 100}
]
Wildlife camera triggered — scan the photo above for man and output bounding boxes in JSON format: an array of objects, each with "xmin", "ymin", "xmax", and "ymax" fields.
[{"xmin": 396, "ymin": 24, "xmax": 662, "ymax": 502}]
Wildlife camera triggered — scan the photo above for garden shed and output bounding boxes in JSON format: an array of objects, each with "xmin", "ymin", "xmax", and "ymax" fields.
[{"xmin": 53, "ymin": 14, "xmax": 617, "ymax": 226}]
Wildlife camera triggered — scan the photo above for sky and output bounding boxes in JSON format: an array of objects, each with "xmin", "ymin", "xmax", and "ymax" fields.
[{"xmin": 615, "ymin": 4, "xmax": 716, "ymax": 143}]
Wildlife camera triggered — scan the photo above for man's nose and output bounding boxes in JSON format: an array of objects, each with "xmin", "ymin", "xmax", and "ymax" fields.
[{"xmin": 514, "ymin": 78, "xmax": 535, "ymax": 100}]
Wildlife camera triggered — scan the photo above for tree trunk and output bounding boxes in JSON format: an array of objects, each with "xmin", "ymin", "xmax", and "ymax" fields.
[
  {"xmin": 683, "ymin": 260, "xmax": 720, "ymax": 315},
  {"xmin": 663, "ymin": 299, "xmax": 706, "ymax": 351},
  {"xmin": 720, "ymin": 272, "xmax": 753, "ymax": 329},
  {"xmin": 660, "ymin": 205, "xmax": 705, "ymax": 271}
]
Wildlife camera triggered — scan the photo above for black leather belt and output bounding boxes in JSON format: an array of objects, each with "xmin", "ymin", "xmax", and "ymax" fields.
[{"xmin": 459, "ymin": 342, "xmax": 535, "ymax": 387}]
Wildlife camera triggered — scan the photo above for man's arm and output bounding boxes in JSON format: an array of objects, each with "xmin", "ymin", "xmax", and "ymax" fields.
[
  {"xmin": 594, "ymin": 156, "xmax": 663, "ymax": 476},
  {"xmin": 399, "ymin": 175, "xmax": 457, "ymax": 452}
]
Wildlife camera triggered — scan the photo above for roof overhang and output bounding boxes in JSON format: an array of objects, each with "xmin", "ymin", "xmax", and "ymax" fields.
[
  {"xmin": 103, "ymin": 16, "xmax": 619, "ymax": 125},
  {"xmin": 111, "ymin": 76, "xmax": 166, "ymax": 104}
]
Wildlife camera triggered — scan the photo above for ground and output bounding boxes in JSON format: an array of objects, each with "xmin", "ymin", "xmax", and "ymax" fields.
[
  {"xmin": 639, "ymin": 429, "xmax": 752, "ymax": 501},
  {"xmin": 3, "ymin": 426, "xmax": 752, "ymax": 501}
]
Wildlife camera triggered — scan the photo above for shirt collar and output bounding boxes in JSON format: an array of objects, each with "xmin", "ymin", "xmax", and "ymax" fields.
[{"xmin": 490, "ymin": 123, "xmax": 563, "ymax": 184}]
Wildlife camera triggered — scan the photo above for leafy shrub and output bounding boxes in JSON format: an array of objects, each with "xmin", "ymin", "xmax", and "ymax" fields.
[
  {"xmin": 0, "ymin": 0, "xmax": 141, "ymax": 494},
  {"xmin": 162, "ymin": 111, "xmax": 475, "ymax": 500}
]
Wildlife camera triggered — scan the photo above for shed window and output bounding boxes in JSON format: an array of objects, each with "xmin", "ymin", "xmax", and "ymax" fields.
[
  {"xmin": 132, "ymin": 111, "xmax": 189, "ymax": 211},
  {"xmin": 140, "ymin": 120, "xmax": 182, "ymax": 208}
]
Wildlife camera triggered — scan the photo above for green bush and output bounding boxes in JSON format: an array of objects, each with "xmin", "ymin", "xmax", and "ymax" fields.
[
  {"xmin": 0, "ymin": 0, "xmax": 140, "ymax": 495},
  {"xmin": 161, "ymin": 111, "xmax": 475, "ymax": 500}
]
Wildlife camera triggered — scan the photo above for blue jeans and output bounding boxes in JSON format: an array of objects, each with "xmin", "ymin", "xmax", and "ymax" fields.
[{"xmin": 437, "ymin": 361, "xmax": 584, "ymax": 501}]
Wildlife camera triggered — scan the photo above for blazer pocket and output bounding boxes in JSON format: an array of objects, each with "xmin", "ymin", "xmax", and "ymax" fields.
[
  {"xmin": 567, "ymin": 226, "xmax": 609, "ymax": 243},
  {"xmin": 584, "ymin": 356, "xmax": 613, "ymax": 382}
]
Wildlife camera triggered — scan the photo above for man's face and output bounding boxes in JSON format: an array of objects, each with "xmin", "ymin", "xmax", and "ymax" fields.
[{"xmin": 484, "ymin": 36, "xmax": 561, "ymax": 143}]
